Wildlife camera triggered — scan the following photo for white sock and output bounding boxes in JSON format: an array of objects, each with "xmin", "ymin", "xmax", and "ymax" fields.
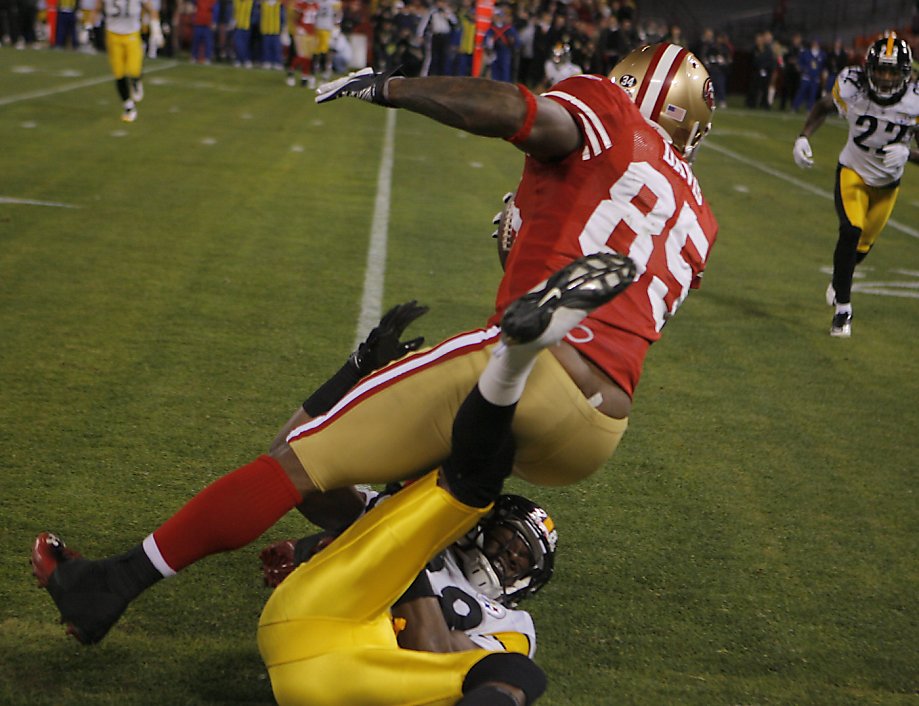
[
  {"xmin": 835, "ymin": 303, "xmax": 852, "ymax": 315},
  {"xmin": 477, "ymin": 341, "xmax": 539, "ymax": 406}
]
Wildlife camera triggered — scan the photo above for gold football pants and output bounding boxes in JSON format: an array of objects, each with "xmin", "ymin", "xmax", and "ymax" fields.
[
  {"xmin": 835, "ymin": 165, "xmax": 900, "ymax": 254},
  {"xmin": 258, "ymin": 471, "xmax": 493, "ymax": 706},
  {"xmin": 289, "ymin": 327, "xmax": 628, "ymax": 491}
]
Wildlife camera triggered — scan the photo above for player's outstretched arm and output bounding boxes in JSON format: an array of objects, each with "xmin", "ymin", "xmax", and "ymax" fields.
[{"xmin": 317, "ymin": 71, "xmax": 581, "ymax": 162}]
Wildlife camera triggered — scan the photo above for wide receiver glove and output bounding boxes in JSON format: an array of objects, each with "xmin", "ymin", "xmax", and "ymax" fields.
[
  {"xmin": 793, "ymin": 136, "xmax": 814, "ymax": 168},
  {"xmin": 349, "ymin": 300, "xmax": 429, "ymax": 376},
  {"xmin": 315, "ymin": 66, "xmax": 402, "ymax": 106},
  {"xmin": 882, "ymin": 142, "xmax": 910, "ymax": 171}
]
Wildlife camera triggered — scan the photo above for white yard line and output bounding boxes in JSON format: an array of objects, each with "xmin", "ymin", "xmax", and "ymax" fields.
[
  {"xmin": 0, "ymin": 60, "xmax": 178, "ymax": 106},
  {"xmin": 0, "ymin": 196, "xmax": 80, "ymax": 208},
  {"xmin": 354, "ymin": 108, "xmax": 396, "ymax": 347},
  {"xmin": 704, "ymin": 140, "xmax": 919, "ymax": 240}
]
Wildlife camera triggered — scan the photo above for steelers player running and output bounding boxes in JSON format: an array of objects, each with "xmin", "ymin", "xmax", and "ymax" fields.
[
  {"xmin": 91, "ymin": 0, "xmax": 163, "ymax": 122},
  {"xmin": 793, "ymin": 33, "xmax": 919, "ymax": 337}
]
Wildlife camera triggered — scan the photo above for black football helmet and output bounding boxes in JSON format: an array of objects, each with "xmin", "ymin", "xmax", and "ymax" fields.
[
  {"xmin": 864, "ymin": 33, "xmax": 912, "ymax": 105},
  {"xmin": 453, "ymin": 495, "xmax": 558, "ymax": 607}
]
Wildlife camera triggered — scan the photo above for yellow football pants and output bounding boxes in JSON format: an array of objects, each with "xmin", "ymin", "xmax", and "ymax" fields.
[
  {"xmin": 836, "ymin": 165, "xmax": 900, "ymax": 253},
  {"xmin": 105, "ymin": 30, "xmax": 143, "ymax": 79},
  {"xmin": 258, "ymin": 471, "xmax": 493, "ymax": 706}
]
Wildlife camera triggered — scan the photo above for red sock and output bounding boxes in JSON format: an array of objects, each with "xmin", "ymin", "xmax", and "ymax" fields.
[{"xmin": 151, "ymin": 455, "xmax": 301, "ymax": 572}]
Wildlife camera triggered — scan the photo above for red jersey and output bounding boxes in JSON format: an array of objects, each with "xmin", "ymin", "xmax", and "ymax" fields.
[
  {"xmin": 490, "ymin": 74, "xmax": 718, "ymax": 397},
  {"xmin": 295, "ymin": 0, "xmax": 318, "ymax": 32},
  {"xmin": 193, "ymin": 0, "xmax": 217, "ymax": 26}
]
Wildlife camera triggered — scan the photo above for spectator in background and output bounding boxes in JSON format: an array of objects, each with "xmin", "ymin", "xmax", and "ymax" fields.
[
  {"xmin": 642, "ymin": 18, "xmax": 663, "ymax": 44},
  {"xmin": 746, "ymin": 30, "xmax": 776, "ymax": 109},
  {"xmin": 259, "ymin": 0, "xmax": 285, "ymax": 69},
  {"xmin": 595, "ymin": 14, "xmax": 620, "ymax": 74},
  {"xmin": 515, "ymin": 5, "xmax": 535, "ymax": 86},
  {"xmin": 824, "ymin": 38, "xmax": 849, "ymax": 94},
  {"xmin": 190, "ymin": 0, "xmax": 218, "ymax": 63},
  {"xmin": 778, "ymin": 32, "xmax": 802, "ymax": 110},
  {"xmin": 665, "ymin": 23, "xmax": 685, "ymax": 47},
  {"xmin": 232, "ymin": 0, "xmax": 255, "ymax": 67},
  {"xmin": 417, "ymin": 0, "xmax": 456, "ymax": 76},
  {"xmin": 793, "ymin": 37, "xmax": 825, "ymax": 112},
  {"xmin": 54, "ymin": 0, "xmax": 78, "ymax": 48},
  {"xmin": 484, "ymin": 4, "xmax": 516, "ymax": 82},
  {"xmin": 13, "ymin": 0, "xmax": 38, "ymax": 48},
  {"xmin": 452, "ymin": 0, "xmax": 475, "ymax": 76},
  {"xmin": 609, "ymin": 15, "xmax": 639, "ymax": 70},
  {"xmin": 372, "ymin": 15, "xmax": 399, "ymax": 71},
  {"xmin": 528, "ymin": 9, "xmax": 552, "ymax": 86},
  {"xmin": 694, "ymin": 27, "xmax": 731, "ymax": 109}
]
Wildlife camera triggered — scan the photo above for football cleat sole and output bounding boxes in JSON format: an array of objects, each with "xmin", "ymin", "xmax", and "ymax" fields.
[{"xmin": 500, "ymin": 252, "xmax": 636, "ymax": 345}]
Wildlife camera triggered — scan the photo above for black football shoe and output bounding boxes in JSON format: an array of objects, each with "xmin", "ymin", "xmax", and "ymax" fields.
[
  {"xmin": 32, "ymin": 533, "xmax": 154, "ymax": 645},
  {"xmin": 500, "ymin": 252, "xmax": 636, "ymax": 346}
]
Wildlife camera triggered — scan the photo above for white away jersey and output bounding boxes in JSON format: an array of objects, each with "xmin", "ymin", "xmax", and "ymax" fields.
[
  {"xmin": 428, "ymin": 549, "xmax": 538, "ymax": 658},
  {"xmin": 832, "ymin": 66, "xmax": 919, "ymax": 186},
  {"xmin": 102, "ymin": 0, "xmax": 144, "ymax": 33}
]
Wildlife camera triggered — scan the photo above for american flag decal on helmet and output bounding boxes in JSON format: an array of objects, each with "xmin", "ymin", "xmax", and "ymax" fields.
[{"xmin": 634, "ymin": 43, "xmax": 690, "ymax": 124}]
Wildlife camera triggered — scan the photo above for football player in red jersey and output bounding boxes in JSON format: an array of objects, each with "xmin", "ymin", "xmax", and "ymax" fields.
[{"xmin": 33, "ymin": 43, "xmax": 715, "ymax": 648}]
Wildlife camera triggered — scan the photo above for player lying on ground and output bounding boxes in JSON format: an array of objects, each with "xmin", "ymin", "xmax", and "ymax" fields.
[{"xmin": 260, "ymin": 488, "xmax": 556, "ymax": 658}]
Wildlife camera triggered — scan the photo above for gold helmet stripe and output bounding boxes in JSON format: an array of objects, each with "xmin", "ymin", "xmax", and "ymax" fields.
[
  {"xmin": 885, "ymin": 33, "xmax": 896, "ymax": 57},
  {"xmin": 636, "ymin": 44, "xmax": 689, "ymax": 125}
]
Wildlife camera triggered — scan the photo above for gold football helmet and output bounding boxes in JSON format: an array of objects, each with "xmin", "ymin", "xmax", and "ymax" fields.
[{"xmin": 609, "ymin": 43, "xmax": 715, "ymax": 161}]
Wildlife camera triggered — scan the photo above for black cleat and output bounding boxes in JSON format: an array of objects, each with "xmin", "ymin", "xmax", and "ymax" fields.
[
  {"xmin": 33, "ymin": 532, "xmax": 133, "ymax": 645},
  {"xmin": 45, "ymin": 557, "xmax": 131, "ymax": 645},
  {"xmin": 500, "ymin": 252, "xmax": 636, "ymax": 345}
]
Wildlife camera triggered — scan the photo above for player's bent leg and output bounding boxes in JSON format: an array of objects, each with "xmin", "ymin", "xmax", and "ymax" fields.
[
  {"xmin": 287, "ymin": 328, "xmax": 500, "ymax": 491},
  {"xmin": 260, "ymin": 471, "xmax": 488, "ymax": 629}
]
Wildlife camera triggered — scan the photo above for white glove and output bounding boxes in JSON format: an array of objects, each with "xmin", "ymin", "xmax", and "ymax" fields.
[
  {"xmin": 150, "ymin": 21, "xmax": 165, "ymax": 48},
  {"xmin": 882, "ymin": 142, "xmax": 910, "ymax": 171},
  {"xmin": 793, "ymin": 136, "xmax": 814, "ymax": 169}
]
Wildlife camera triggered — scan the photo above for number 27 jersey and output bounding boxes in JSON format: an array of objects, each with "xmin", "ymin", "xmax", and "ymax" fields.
[{"xmin": 491, "ymin": 75, "xmax": 719, "ymax": 397}]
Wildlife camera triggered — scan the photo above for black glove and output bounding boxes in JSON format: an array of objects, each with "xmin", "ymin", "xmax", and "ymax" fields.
[
  {"xmin": 314, "ymin": 66, "xmax": 403, "ymax": 106},
  {"xmin": 349, "ymin": 300, "xmax": 429, "ymax": 376}
]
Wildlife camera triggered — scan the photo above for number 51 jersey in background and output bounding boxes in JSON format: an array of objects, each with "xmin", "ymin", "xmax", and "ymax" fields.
[
  {"xmin": 832, "ymin": 66, "xmax": 919, "ymax": 187},
  {"xmin": 491, "ymin": 74, "xmax": 719, "ymax": 398}
]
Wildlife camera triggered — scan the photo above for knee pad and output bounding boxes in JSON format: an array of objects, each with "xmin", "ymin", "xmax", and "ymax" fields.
[{"xmin": 463, "ymin": 652, "xmax": 547, "ymax": 704}]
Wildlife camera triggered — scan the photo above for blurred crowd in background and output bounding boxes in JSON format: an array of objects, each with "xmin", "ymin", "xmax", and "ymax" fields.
[{"xmin": 1, "ymin": 0, "xmax": 917, "ymax": 107}]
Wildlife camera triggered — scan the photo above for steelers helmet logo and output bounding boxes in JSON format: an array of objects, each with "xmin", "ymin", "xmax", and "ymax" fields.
[{"xmin": 702, "ymin": 77, "xmax": 715, "ymax": 110}]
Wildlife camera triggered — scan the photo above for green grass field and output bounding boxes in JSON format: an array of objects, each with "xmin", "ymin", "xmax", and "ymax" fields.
[{"xmin": 1, "ymin": 49, "xmax": 917, "ymax": 705}]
